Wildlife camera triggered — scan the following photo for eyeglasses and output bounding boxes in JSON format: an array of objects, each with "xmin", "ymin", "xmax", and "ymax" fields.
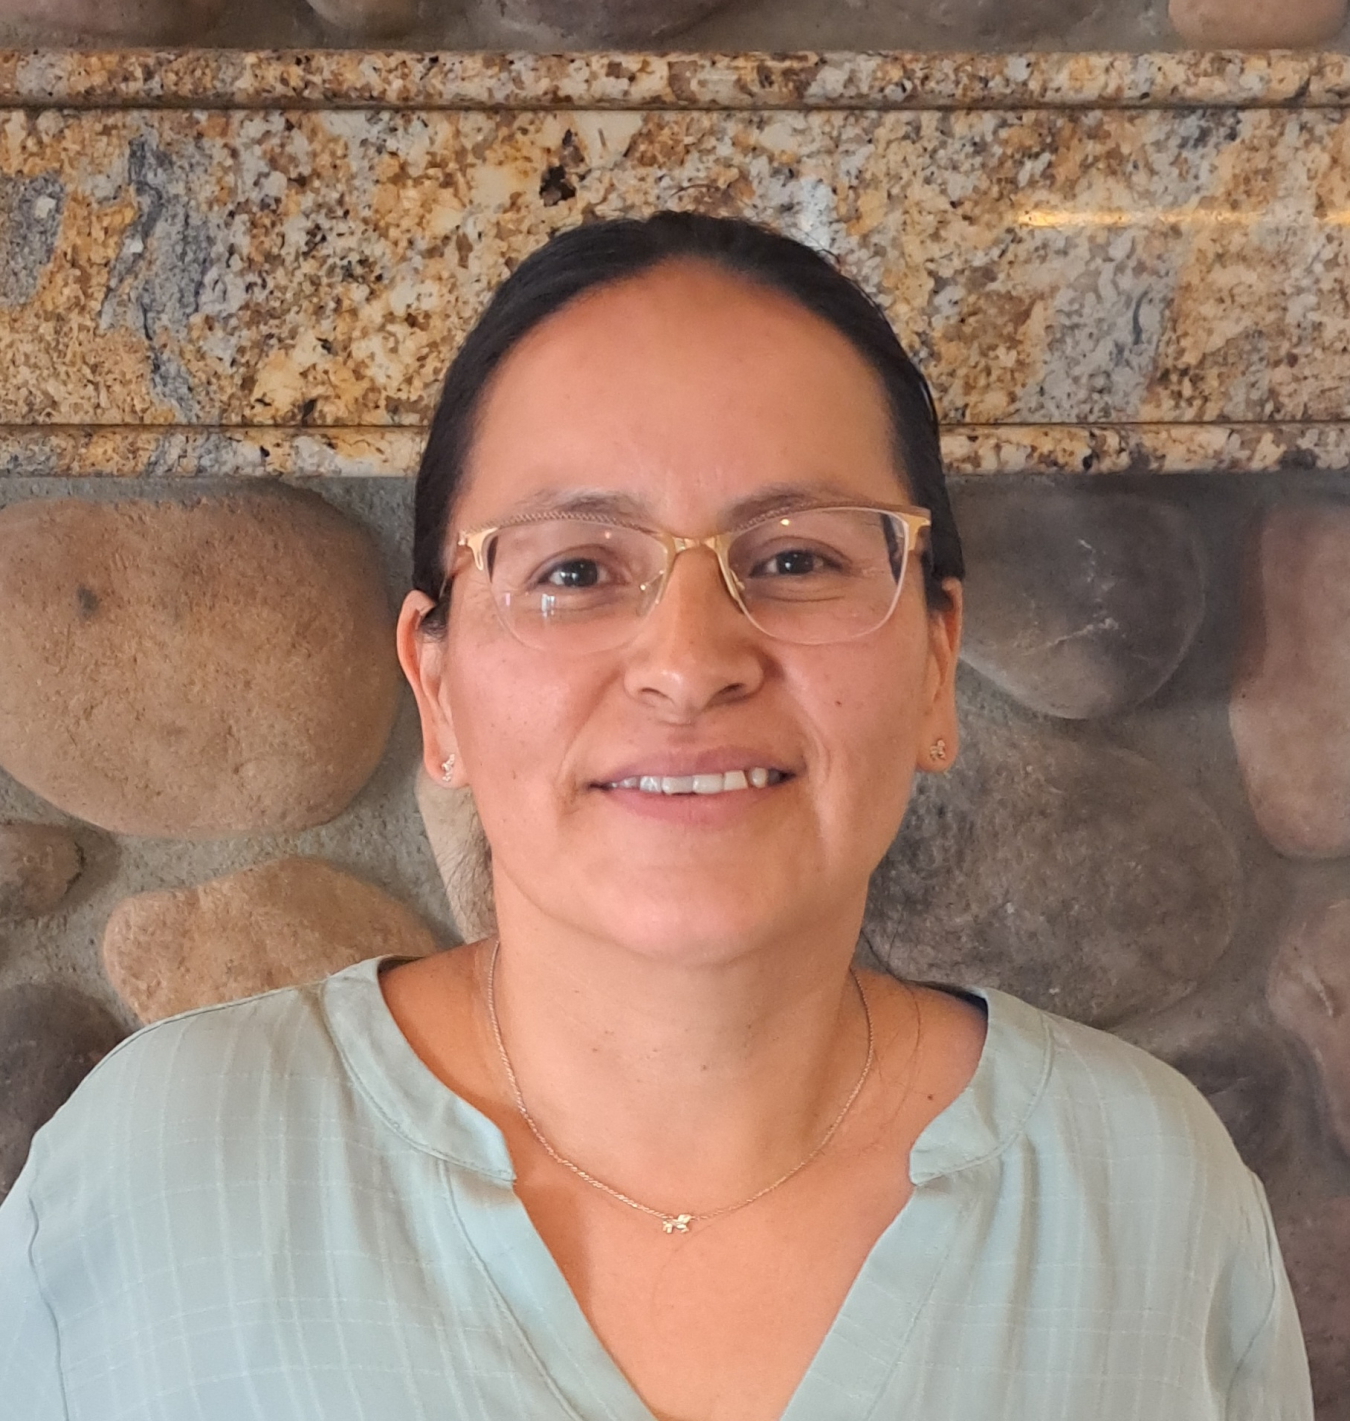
[{"xmin": 440, "ymin": 503, "xmax": 933, "ymax": 654}]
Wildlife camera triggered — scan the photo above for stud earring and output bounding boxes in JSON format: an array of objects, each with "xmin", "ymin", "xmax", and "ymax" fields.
[
  {"xmin": 440, "ymin": 753, "xmax": 456, "ymax": 784},
  {"xmin": 930, "ymin": 738, "xmax": 948, "ymax": 764}
]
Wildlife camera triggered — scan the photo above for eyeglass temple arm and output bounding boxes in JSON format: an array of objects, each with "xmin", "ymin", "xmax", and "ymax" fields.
[{"xmin": 458, "ymin": 527, "xmax": 497, "ymax": 572}]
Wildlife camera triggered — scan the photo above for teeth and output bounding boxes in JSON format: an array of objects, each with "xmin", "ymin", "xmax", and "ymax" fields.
[{"xmin": 606, "ymin": 768, "xmax": 782, "ymax": 795}]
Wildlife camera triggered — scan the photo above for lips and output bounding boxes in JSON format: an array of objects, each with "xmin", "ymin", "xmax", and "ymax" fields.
[
  {"xmin": 592, "ymin": 749, "xmax": 794, "ymax": 797},
  {"xmin": 602, "ymin": 768, "xmax": 788, "ymax": 796}
]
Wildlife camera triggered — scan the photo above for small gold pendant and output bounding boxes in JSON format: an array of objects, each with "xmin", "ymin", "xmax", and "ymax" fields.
[{"xmin": 662, "ymin": 1214, "xmax": 693, "ymax": 1234}]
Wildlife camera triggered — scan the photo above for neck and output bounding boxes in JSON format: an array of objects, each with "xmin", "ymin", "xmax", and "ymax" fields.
[{"xmin": 482, "ymin": 883, "xmax": 878, "ymax": 1216}]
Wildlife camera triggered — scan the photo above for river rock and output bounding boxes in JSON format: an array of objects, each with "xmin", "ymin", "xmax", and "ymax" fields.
[
  {"xmin": 0, "ymin": 983, "xmax": 124, "ymax": 1197},
  {"xmin": 954, "ymin": 488, "xmax": 1205, "ymax": 720},
  {"xmin": 0, "ymin": 0, "xmax": 224, "ymax": 40},
  {"xmin": 304, "ymin": 0, "xmax": 417, "ymax": 36},
  {"xmin": 102, "ymin": 857, "xmax": 439, "ymax": 1023},
  {"xmin": 0, "ymin": 823, "xmax": 81, "ymax": 919},
  {"xmin": 934, "ymin": 0, "xmax": 1097, "ymax": 42},
  {"xmin": 863, "ymin": 693, "xmax": 1240, "ymax": 1027},
  {"xmin": 0, "ymin": 491, "xmax": 400, "ymax": 839},
  {"xmin": 1231, "ymin": 504, "xmax": 1350, "ymax": 859},
  {"xmin": 1129, "ymin": 1018, "xmax": 1293, "ymax": 1173},
  {"xmin": 1275, "ymin": 1199, "xmax": 1350, "ymax": 1415},
  {"xmin": 416, "ymin": 771, "xmax": 496, "ymax": 943},
  {"xmin": 473, "ymin": 0, "xmax": 731, "ymax": 43},
  {"xmin": 1170, "ymin": 0, "xmax": 1347, "ymax": 47},
  {"xmin": 1269, "ymin": 897, "xmax": 1350, "ymax": 1160}
]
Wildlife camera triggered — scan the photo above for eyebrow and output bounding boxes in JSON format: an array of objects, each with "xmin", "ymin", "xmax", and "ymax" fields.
[
  {"xmin": 482, "ymin": 480, "xmax": 872, "ymax": 530},
  {"xmin": 493, "ymin": 488, "xmax": 654, "ymax": 523}
]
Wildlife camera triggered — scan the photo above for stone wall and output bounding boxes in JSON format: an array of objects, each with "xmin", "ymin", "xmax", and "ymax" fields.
[{"xmin": 1, "ymin": 47, "xmax": 1349, "ymax": 1416}]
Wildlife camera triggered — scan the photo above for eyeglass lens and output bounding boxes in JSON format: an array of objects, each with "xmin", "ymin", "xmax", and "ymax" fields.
[{"xmin": 482, "ymin": 509, "xmax": 912, "ymax": 651}]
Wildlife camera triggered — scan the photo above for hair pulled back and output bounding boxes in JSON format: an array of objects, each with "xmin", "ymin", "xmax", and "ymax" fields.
[{"xmin": 413, "ymin": 211, "xmax": 964, "ymax": 624}]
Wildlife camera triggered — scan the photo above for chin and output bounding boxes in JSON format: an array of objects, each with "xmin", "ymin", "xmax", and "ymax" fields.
[{"xmin": 559, "ymin": 867, "xmax": 830, "ymax": 965}]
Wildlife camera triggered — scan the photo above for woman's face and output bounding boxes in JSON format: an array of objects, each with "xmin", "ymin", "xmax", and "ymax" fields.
[{"xmin": 400, "ymin": 260, "xmax": 961, "ymax": 963}]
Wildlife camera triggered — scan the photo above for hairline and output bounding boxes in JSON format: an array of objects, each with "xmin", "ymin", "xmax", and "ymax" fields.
[{"xmin": 445, "ymin": 254, "xmax": 921, "ymax": 542}]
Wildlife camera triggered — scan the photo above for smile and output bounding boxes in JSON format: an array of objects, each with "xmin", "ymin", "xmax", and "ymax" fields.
[{"xmin": 601, "ymin": 768, "xmax": 788, "ymax": 795}]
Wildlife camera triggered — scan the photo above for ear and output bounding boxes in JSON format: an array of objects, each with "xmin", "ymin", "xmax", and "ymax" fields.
[
  {"xmin": 396, "ymin": 590, "xmax": 467, "ymax": 788},
  {"xmin": 916, "ymin": 578, "xmax": 963, "ymax": 773}
]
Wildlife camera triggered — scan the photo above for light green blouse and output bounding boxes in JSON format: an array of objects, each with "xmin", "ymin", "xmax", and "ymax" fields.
[{"xmin": 0, "ymin": 958, "xmax": 1313, "ymax": 1420}]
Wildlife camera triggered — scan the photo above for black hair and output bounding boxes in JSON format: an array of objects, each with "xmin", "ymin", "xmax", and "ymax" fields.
[{"xmin": 413, "ymin": 211, "xmax": 964, "ymax": 627}]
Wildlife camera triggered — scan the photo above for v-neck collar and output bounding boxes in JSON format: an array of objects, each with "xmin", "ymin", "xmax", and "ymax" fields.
[{"xmin": 322, "ymin": 958, "xmax": 1052, "ymax": 1421}]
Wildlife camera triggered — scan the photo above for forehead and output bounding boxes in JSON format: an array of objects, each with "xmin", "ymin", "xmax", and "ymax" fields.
[{"xmin": 457, "ymin": 260, "xmax": 905, "ymax": 530}]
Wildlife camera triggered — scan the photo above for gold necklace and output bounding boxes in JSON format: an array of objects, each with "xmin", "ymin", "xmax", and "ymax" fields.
[{"xmin": 485, "ymin": 938, "xmax": 896, "ymax": 1235}]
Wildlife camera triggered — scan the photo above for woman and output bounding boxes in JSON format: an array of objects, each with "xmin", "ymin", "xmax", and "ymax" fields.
[{"xmin": 0, "ymin": 213, "xmax": 1312, "ymax": 1421}]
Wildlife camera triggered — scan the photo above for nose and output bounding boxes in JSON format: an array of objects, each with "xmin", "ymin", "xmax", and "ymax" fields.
[{"xmin": 621, "ymin": 544, "xmax": 766, "ymax": 719}]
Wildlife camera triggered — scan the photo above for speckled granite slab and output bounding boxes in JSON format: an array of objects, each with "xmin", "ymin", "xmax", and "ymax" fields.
[{"xmin": 3, "ymin": 50, "xmax": 1350, "ymax": 478}]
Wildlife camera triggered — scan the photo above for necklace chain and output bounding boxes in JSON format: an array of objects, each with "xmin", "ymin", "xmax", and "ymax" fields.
[{"xmin": 485, "ymin": 938, "xmax": 900, "ymax": 1235}]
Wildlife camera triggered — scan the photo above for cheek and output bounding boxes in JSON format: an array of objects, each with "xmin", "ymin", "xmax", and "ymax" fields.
[
  {"xmin": 795, "ymin": 637, "xmax": 929, "ymax": 829},
  {"xmin": 442, "ymin": 607, "xmax": 597, "ymax": 818}
]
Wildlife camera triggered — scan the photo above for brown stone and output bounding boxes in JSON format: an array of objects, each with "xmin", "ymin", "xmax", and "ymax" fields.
[
  {"xmin": 304, "ymin": 0, "xmax": 417, "ymax": 37},
  {"xmin": 0, "ymin": 490, "xmax": 400, "ymax": 839},
  {"xmin": 864, "ymin": 688, "xmax": 1240, "ymax": 1028},
  {"xmin": 0, "ymin": 823, "xmax": 81, "ymax": 919},
  {"xmin": 1274, "ymin": 1199, "xmax": 1350, "ymax": 1415},
  {"xmin": 102, "ymin": 857, "xmax": 439, "ymax": 1023},
  {"xmin": 955, "ymin": 488, "xmax": 1206, "ymax": 720},
  {"xmin": 472, "ymin": 0, "xmax": 731, "ymax": 44},
  {"xmin": 0, "ymin": 0, "xmax": 224, "ymax": 40},
  {"xmin": 0, "ymin": 983, "xmax": 124, "ymax": 1198},
  {"xmin": 1231, "ymin": 504, "xmax": 1350, "ymax": 859},
  {"xmin": 1169, "ymin": 0, "xmax": 1347, "ymax": 47},
  {"xmin": 1269, "ymin": 897, "xmax": 1350, "ymax": 1160},
  {"xmin": 415, "ymin": 770, "xmax": 496, "ymax": 943}
]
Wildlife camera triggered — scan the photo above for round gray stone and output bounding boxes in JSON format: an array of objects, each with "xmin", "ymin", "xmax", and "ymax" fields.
[
  {"xmin": 1129, "ymin": 1018, "xmax": 1293, "ymax": 1174},
  {"xmin": 472, "ymin": 0, "xmax": 732, "ymax": 44},
  {"xmin": 1231, "ymin": 502, "xmax": 1350, "ymax": 859},
  {"xmin": 0, "ymin": 0, "xmax": 223, "ymax": 40},
  {"xmin": 932, "ymin": 0, "xmax": 1098, "ymax": 42},
  {"xmin": 304, "ymin": 0, "xmax": 417, "ymax": 36},
  {"xmin": 0, "ymin": 822, "xmax": 81, "ymax": 919},
  {"xmin": 1275, "ymin": 1199, "xmax": 1350, "ymax": 1415},
  {"xmin": 1268, "ymin": 896, "xmax": 1350, "ymax": 1161},
  {"xmin": 0, "ymin": 983, "xmax": 124, "ymax": 1198},
  {"xmin": 0, "ymin": 489, "xmax": 401, "ymax": 839},
  {"xmin": 102, "ymin": 856, "xmax": 440, "ymax": 1023},
  {"xmin": 862, "ymin": 701, "xmax": 1240, "ymax": 1027},
  {"xmin": 954, "ymin": 488, "xmax": 1206, "ymax": 720}
]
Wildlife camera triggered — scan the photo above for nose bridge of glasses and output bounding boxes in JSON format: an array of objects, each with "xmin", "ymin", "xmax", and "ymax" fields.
[{"xmin": 656, "ymin": 532, "xmax": 749, "ymax": 616}]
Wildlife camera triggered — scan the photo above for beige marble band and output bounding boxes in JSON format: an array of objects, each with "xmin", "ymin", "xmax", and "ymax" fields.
[
  {"xmin": 2, "ymin": 49, "xmax": 1350, "ymax": 113},
  {"xmin": 3, "ymin": 53, "xmax": 1350, "ymax": 481}
]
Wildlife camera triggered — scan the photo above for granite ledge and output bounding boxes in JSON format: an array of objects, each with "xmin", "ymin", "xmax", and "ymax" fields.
[
  {"xmin": 5, "ymin": 423, "xmax": 1350, "ymax": 479},
  {"xmin": 3, "ymin": 49, "xmax": 1350, "ymax": 112}
]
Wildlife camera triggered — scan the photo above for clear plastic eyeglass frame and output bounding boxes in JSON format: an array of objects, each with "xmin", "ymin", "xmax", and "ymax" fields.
[{"xmin": 439, "ymin": 502, "xmax": 934, "ymax": 650}]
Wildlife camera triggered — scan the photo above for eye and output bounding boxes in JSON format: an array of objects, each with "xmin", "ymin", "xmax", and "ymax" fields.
[
  {"xmin": 540, "ymin": 557, "xmax": 607, "ymax": 589},
  {"xmin": 764, "ymin": 548, "xmax": 817, "ymax": 577},
  {"xmin": 751, "ymin": 545, "xmax": 844, "ymax": 578}
]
